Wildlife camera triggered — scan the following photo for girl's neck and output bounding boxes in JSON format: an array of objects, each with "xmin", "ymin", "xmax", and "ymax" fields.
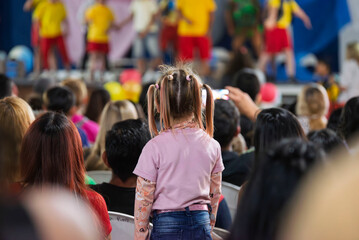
[
  {"xmin": 172, "ymin": 115, "xmax": 194, "ymax": 125},
  {"xmin": 171, "ymin": 117, "xmax": 197, "ymax": 130}
]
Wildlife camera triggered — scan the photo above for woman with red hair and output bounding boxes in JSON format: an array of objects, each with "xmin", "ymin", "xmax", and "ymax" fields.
[{"xmin": 20, "ymin": 112, "xmax": 112, "ymax": 239}]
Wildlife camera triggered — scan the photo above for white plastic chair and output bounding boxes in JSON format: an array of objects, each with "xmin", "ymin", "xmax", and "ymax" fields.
[
  {"xmin": 87, "ymin": 170, "xmax": 111, "ymax": 184},
  {"xmin": 213, "ymin": 227, "xmax": 230, "ymax": 239},
  {"xmin": 108, "ymin": 211, "xmax": 152, "ymax": 240},
  {"xmin": 221, "ymin": 181, "xmax": 241, "ymax": 220}
]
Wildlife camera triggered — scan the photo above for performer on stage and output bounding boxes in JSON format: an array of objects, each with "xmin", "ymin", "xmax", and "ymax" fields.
[
  {"xmin": 159, "ymin": 0, "xmax": 179, "ymax": 61},
  {"xmin": 176, "ymin": 0, "xmax": 216, "ymax": 76},
  {"xmin": 225, "ymin": 0, "xmax": 262, "ymax": 57},
  {"xmin": 85, "ymin": 0, "xmax": 117, "ymax": 80},
  {"xmin": 23, "ymin": 0, "xmax": 46, "ymax": 74},
  {"xmin": 258, "ymin": 0, "xmax": 311, "ymax": 82},
  {"xmin": 119, "ymin": 0, "xmax": 161, "ymax": 75},
  {"xmin": 33, "ymin": 0, "xmax": 70, "ymax": 70}
]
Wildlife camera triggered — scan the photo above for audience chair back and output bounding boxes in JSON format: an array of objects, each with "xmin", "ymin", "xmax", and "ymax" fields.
[
  {"xmin": 87, "ymin": 170, "xmax": 111, "ymax": 183},
  {"xmin": 213, "ymin": 227, "xmax": 230, "ymax": 239},
  {"xmin": 222, "ymin": 182, "xmax": 241, "ymax": 220},
  {"xmin": 109, "ymin": 211, "xmax": 152, "ymax": 240}
]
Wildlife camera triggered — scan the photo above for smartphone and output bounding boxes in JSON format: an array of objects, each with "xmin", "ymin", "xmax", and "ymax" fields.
[
  {"xmin": 202, "ymin": 89, "xmax": 229, "ymax": 106},
  {"xmin": 212, "ymin": 89, "xmax": 229, "ymax": 100}
]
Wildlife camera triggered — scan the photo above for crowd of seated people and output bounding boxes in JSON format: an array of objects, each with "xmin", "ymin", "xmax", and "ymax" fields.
[{"xmin": 1, "ymin": 52, "xmax": 359, "ymax": 240}]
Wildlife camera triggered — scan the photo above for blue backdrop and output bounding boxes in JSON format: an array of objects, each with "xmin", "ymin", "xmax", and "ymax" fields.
[{"xmin": 0, "ymin": 1, "xmax": 32, "ymax": 53}]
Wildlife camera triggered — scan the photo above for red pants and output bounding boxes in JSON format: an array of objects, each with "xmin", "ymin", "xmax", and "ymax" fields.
[
  {"xmin": 160, "ymin": 25, "xmax": 178, "ymax": 51},
  {"xmin": 178, "ymin": 36, "xmax": 211, "ymax": 61},
  {"xmin": 40, "ymin": 35, "xmax": 69, "ymax": 69},
  {"xmin": 31, "ymin": 23, "xmax": 40, "ymax": 48}
]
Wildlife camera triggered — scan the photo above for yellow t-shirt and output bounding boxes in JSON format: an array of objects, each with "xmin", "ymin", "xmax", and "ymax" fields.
[
  {"xmin": 269, "ymin": 0, "xmax": 299, "ymax": 29},
  {"xmin": 86, "ymin": 3, "xmax": 115, "ymax": 43},
  {"xmin": 31, "ymin": 0, "xmax": 46, "ymax": 18},
  {"xmin": 33, "ymin": 1, "xmax": 67, "ymax": 38},
  {"xmin": 177, "ymin": 0, "xmax": 217, "ymax": 36}
]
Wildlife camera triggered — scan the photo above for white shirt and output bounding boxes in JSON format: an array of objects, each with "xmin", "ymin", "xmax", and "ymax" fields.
[
  {"xmin": 130, "ymin": 0, "xmax": 159, "ymax": 33},
  {"xmin": 338, "ymin": 59, "xmax": 359, "ymax": 103}
]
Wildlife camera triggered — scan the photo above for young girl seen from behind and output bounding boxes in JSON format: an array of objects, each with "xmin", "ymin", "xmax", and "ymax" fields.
[{"xmin": 133, "ymin": 65, "xmax": 224, "ymax": 239}]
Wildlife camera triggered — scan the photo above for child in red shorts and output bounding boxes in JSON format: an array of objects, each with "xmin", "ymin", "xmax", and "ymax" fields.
[
  {"xmin": 24, "ymin": 0, "xmax": 45, "ymax": 74},
  {"xmin": 258, "ymin": 0, "xmax": 311, "ymax": 82},
  {"xmin": 176, "ymin": 0, "xmax": 216, "ymax": 76},
  {"xmin": 33, "ymin": 0, "xmax": 70, "ymax": 70},
  {"xmin": 85, "ymin": 0, "xmax": 117, "ymax": 81},
  {"xmin": 159, "ymin": 0, "xmax": 179, "ymax": 59}
]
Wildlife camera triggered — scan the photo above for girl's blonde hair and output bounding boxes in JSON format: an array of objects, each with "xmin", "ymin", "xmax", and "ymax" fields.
[
  {"xmin": 0, "ymin": 97, "xmax": 35, "ymax": 183},
  {"xmin": 85, "ymin": 100, "xmax": 138, "ymax": 170},
  {"xmin": 296, "ymin": 84, "xmax": 329, "ymax": 131},
  {"xmin": 346, "ymin": 42, "xmax": 359, "ymax": 63},
  {"xmin": 147, "ymin": 65, "xmax": 214, "ymax": 137}
]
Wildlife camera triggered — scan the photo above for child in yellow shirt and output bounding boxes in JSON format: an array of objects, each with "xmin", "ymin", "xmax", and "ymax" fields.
[
  {"xmin": 33, "ymin": 0, "xmax": 70, "ymax": 70},
  {"xmin": 85, "ymin": 0, "xmax": 117, "ymax": 80},
  {"xmin": 176, "ymin": 0, "xmax": 216, "ymax": 76}
]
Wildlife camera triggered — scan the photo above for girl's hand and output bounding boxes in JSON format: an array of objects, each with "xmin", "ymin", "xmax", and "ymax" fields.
[{"xmin": 225, "ymin": 86, "xmax": 260, "ymax": 122}]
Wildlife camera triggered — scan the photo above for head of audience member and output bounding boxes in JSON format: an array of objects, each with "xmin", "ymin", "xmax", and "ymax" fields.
[
  {"xmin": 214, "ymin": 99, "xmax": 240, "ymax": 151},
  {"xmin": 28, "ymin": 95, "xmax": 43, "ymax": 112},
  {"xmin": 296, "ymin": 84, "xmax": 329, "ymax": 131},
  {"xmin": 254, "ymin": 108, "xmax": 305, "ymax": 166},
  {"xmin": 225, "ymin": 48, "xmax": 254, "ymax": 77},
  {"xmin": 43, "ymin": 86, "xmax": 77, "ymax": 117},
  {"xmin": 61, "ymin": 78, "xmax": 88, "ymax": 113},
  {"xmin": 308, "ymin": 129, "xmax": 348, "ymax": 155},
  {"xmin": 327, "ymin": 107, "xmax": 342, "ymax": 132},
  {"xmin": 346, "ymin": 42, "xmax": 359, "ymax": 63},
  {"xmin": 20, "ymin": 112, "xmax": 87, "ymax": 196},
  {"xmin": 86, "ymin": 100, "xmax": 139, "ymax": 170},
  {"xmin": 84, "ymin": 88, "xmax": 110, "ymax": 124},
  {"xmin": 338, "ymin": 96, "xmax": 359, "ymax": 147},
  {"xmin": 279, "ymin": 148, "xmax": 359, "ymax": 240},
  {"xmin": 315, "ymin": 59, "xmax": 331, "ymax": 77},
  {"xmin": 130, "ymin": 101, "xmax": 146, "ymax": 119},
  {"xmin": 232, "ymin": 70, "xmax": 261, "ymax": 104},
  {"xmin": 21, "ymin": 188, "xmax": 102, "ymax": 240},
  {"xmin": 229, "ymin": 138, "xmax": 324, "ymax": 240},
  {"xmin": 0, "ymin": 97, "xmax": 35, "ymax": 183},
  {"xmin": 103, "ymin": 119, "xmax": 151, "ymax": 187},
  {"xmin": 0, "ymin": 74, "xmax": 12, "ymax": 99}
]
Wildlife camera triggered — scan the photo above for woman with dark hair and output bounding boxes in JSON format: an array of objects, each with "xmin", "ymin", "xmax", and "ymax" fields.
[
  {"xmin": 228, "ymin": 138, "xmax": 324, "ymax": 240},
  {"xmin": 85, "ymin": 88, "xmax": 111, "ymax": 124},
  {"xmin": 338, "ymin": 97, "xmax": 359, "ymax": 149},
  {"xmin": 327, "ymin": 107, "xmax": 343, "ymax": 132},
  {"xmin": 20, "ymin": 112, "xmax": 112, "ymax": 239},
  {"xmin": 253, "ymin": 108, "xmax": 306, "ymax": 167},
  {"xmin": 308, "ymin": 129, "xmax": 348, "ymax": 155}
]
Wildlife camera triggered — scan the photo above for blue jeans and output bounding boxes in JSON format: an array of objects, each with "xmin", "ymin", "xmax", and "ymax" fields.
[{"xmin": 150, "ymin": 208, "xmax": 212, "ymax": 240}]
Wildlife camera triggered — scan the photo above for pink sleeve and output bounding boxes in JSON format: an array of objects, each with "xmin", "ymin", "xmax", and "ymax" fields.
[
  {"xmin": 133, "ymin": 141, "xmax": 159, "ymax": 182},
  {"xmin": 212, "ymin": 142, "xmax": 224, "ymax": 174}
]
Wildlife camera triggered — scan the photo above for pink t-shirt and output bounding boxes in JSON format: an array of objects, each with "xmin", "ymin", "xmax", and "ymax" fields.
[
  {"xmin": 72, "ymin": 114, "xmax": 99, "ymax": 143},
  {"xmin": 133, "ymin": 127, "xmax": 224, "ymax": 210}
]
